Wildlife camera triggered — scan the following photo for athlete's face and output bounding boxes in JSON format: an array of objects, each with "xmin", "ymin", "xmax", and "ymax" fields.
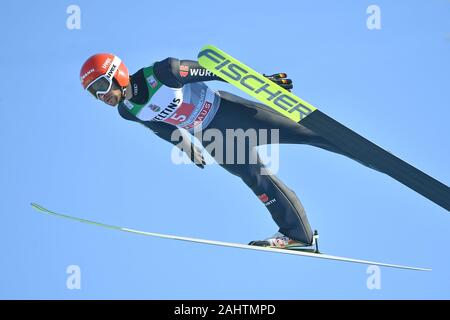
[{"xmin": 98, "ymin": 81, "xmax": 122, "ymax": 107}]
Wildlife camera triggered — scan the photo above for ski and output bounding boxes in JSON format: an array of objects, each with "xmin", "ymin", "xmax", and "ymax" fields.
[
  {"xmin": 31, "ymin": 203, "xmax": 431, "ymax": 272},
  {"xmin": 198, "ymin": 45, "xmax": 450, "ymax": 212}
]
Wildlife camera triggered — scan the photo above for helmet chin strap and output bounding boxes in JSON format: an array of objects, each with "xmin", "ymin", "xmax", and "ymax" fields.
[
  {"xmin": 119, "ymin": 80, "xmax": 132, "ymax": 103},
  {"xmin": 119, "ymin": 86, "xmax": 127, "ymax": 103}
]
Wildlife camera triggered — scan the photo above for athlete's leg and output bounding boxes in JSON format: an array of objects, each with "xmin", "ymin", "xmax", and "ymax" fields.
[
  {"xmin": 203, "ymin": 137, "xmax": 314, "ymax": 244},
  {"xmin": 201, "ymin": 92, "xmax": 321, "ymax": 244},
  {"xmin": 214, "ymin": 91, "xmax": 380, "ymax": 170},
  {"xmin": 202, "ymin": 91, "xmax": 391, "ymax": 244}
]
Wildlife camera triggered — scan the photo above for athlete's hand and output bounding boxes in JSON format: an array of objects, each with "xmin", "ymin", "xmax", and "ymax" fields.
[
  {"xmin": 263, "ymin": 73, "xmax": 293, "ymax": 91},
  {"xmin": 189, "ymin": 144, "xmax": 206, "ymax": 169}
]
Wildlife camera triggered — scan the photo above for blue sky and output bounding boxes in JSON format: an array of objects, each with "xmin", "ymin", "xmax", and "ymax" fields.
[{"xmin": 1, "ymin": 0, "xmax": 449, "ymax": 299}]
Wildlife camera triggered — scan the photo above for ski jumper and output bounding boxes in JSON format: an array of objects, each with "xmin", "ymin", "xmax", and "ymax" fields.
[{"xmin": 117, "ymin": 57, "xmax": 381, "ymax": 245}]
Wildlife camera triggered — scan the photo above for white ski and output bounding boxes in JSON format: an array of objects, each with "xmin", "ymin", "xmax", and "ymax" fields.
[{"xmin": 31, "ymin": 203, "xmax": 431, "ymax": 272}]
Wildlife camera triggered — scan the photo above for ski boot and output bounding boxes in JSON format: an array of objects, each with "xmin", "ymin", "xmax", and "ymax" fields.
[{"xmin": 249, "ymin": 230, "xmax": 320, "ymax": 253}]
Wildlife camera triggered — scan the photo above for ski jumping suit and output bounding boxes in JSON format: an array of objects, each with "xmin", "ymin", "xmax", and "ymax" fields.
[{"xmin": 117, "ymin": 57, "xmax": 379, "ymax": 245}]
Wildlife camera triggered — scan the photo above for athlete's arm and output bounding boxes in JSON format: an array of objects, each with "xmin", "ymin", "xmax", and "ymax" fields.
[
  {"xmin": 153, "ymin": 57, "xmax": 294, "ymax": 91},
  {"xmin": 144, "ymin": 120, "xmax": 206, "ymax": 169},
  {"xmin": 117, "ymin": 103, "xmax": 205, "ymax": 168},
  {"xmin": 153, "ymin": 57, "xmax": 224, "ymax": 88}
]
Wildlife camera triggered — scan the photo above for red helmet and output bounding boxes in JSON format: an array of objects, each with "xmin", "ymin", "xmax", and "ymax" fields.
[{"xmin": 80, "ymin": 53, "xmax": 129, "ymax": 98}]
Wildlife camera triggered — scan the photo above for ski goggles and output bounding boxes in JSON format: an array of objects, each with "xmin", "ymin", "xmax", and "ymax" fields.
[{"xmin": 86, "ymin": 56, "xmax": 122, "ymax": 99}]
